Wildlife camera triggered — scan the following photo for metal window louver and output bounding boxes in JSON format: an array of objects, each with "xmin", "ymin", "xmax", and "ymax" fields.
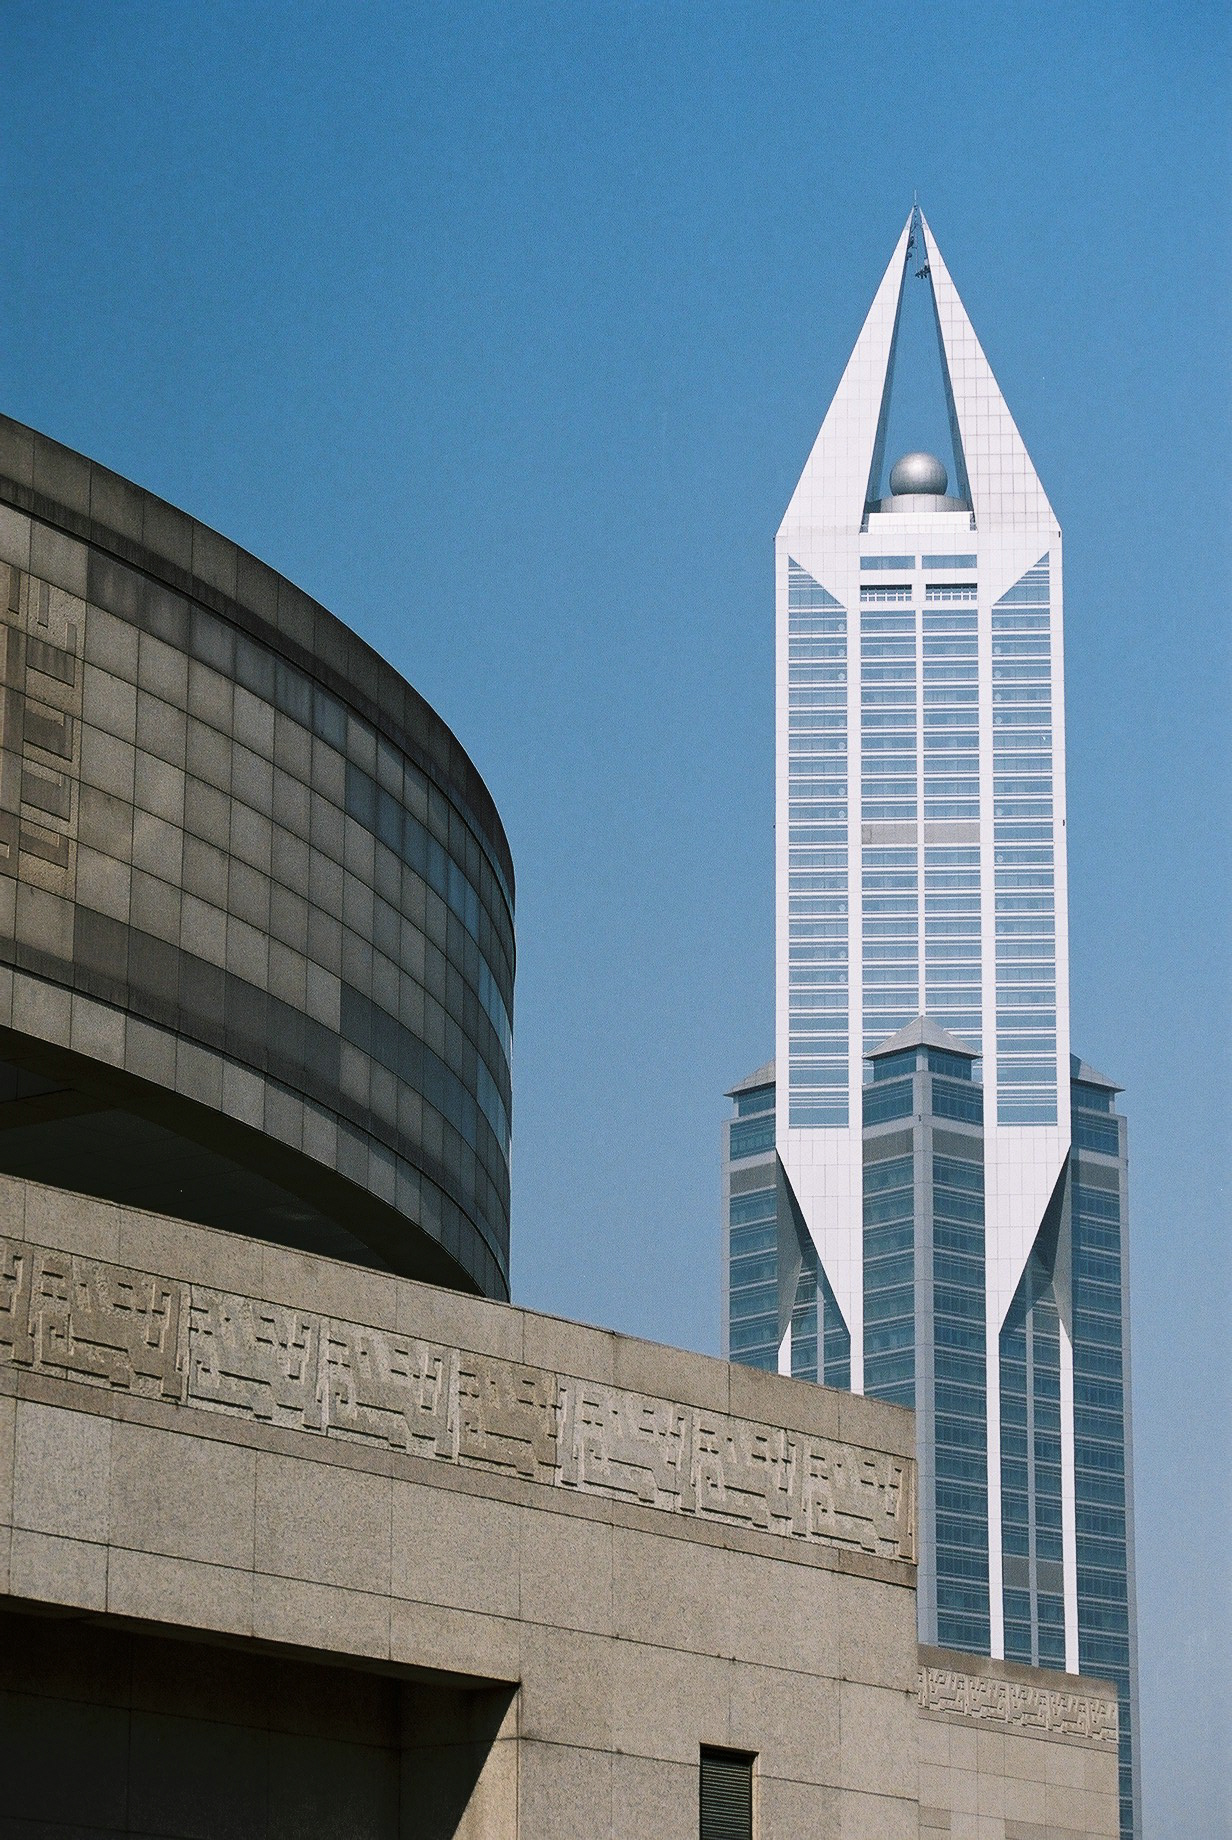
[{"xmin": 699, "ymin": 1746, "xmax": 753, "ymax": 1840}]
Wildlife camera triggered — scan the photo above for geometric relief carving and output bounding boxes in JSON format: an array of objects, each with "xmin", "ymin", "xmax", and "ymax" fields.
[
  {"xmin": 917, "ymin": 1663, "xmax": 1118, "ymax": 1746},
  {"xmin": 558, "ymin": 1380, "xmax": 914, "ymax": 1558},
  {"xmin": 0, "ymin": 567, "xmax": 84, "ymax": 894},
  {"xmin": 0, "ymin": 1235, "xmax": 915, "ymax": 1562},
  {"xmin": 0, "ymin": 1240, "xmax": 182, "ymax": 1397}
]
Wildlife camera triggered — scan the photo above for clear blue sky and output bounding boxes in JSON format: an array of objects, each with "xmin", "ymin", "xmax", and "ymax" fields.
[{"xmin": 3, "ymin": 3, "xmax": 1228, "ymax": 1828}]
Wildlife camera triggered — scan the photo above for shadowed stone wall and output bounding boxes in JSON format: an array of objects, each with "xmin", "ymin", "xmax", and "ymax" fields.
[{"xmin": 0, "ymin": 1605, "xmax": 516, "ymax": 1840}]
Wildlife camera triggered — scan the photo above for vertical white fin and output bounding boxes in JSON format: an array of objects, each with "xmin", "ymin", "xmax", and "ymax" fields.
[
  {"xmin": 920, "ymin": 212, "xmax": 1056, "ymax": 529},
  {"xmin": 781, "ymin": 214, "xmax": 913, "ymax": 534}
]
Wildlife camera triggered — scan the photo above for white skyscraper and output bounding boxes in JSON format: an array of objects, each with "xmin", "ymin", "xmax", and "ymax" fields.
[{"xmin": 724, "ymin": 206, "xmax": 1139, "ymax": 1838}]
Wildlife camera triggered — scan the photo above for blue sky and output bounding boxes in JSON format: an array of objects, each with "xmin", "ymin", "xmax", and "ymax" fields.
[{"xmin": 3, "ymin": 3, "xmax": 1228, "ymax": 1828}]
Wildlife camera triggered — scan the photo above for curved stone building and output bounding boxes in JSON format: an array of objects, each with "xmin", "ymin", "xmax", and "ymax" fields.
[{"xmin": 0, "ymin": 415, "xmax": 514, "ymax": 1298}]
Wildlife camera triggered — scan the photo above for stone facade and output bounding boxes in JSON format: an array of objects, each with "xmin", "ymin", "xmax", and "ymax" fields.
[{"xmin": 0, "ymin": 1171, "xmax": 1119, "ymax": 1838}]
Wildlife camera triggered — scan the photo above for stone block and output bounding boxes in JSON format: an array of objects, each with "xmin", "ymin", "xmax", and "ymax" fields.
[
  {"xmin": 142, "ymin": 493, "xmax": 192, "ymax": 574},
  {"xmin": 83, "ymin": 660, "xmax": 137, "ymax": 738},
  {"xmin": 611, "ymin": 1331, "xmax": 731, "ymax": 1415},
  {"xmin": 610, "ymin": 1753, "xmax": 695, "ymax": 1840},
  {"xmin": 974, "ymin": 1725, "xmax": 1009, "ymax": 1784},
  {"xmin": 14, "ymin": 1400, "xmax": 111, "ymax": 1542},
  {"xmin": 22, "ymin": 1179, "xmax": 121, "ymax": 1260},
  {"xmin": 254, "ymin": 1449, "xmax": 391, "ymax": 1594},
  {"xmin": 943, "ymin": 1720, "xmax": 978, "ymax": 1771},
  {"xmin": 74, "ymin": 845, "xmax": 132, "ymax": 921},
  {"xmin": 0, "ymin": 501, "xmax": 31, "ymax": 568},
  {"xmin": 709, "ymin": 1538, "xmax": 845, "ymax": 1685},
  {"xmin": 0, "ymin": 1172, "xmax": 27, "ymax": 1237},
  {"xmin": 84, "ymin": 601, "xmax": 140, "ymax": 678},
  {"xmin": 0, "ymin": 1390, "xmax": 14, "ymax": 1529},
  {"xmin": 836, "ymin": 1786, "xmax": 917, "ymax": 1839},
  {"xmin": 80, "ymin": 723, "xmax": 136, "ymax": 799},
  {"xmin": 8, "ymin": 1527, "xmax": 106, "ymax": 1610},
  {"xmin": 132, "ymin": 807, "xmax": 184, "ymax": 880},
  {"xmin": 1045, "ymin": 1780, "xmax": 1111, "ymax": 1835},
  {"xmin": 518, "ymin": 1737, "xmax": 613, "ymax": 1840},
  {"xmin": 518, "ymin": 1498, "xmax": 613, "ymax": 1635},
  {"xmin": 124, "ymin": 1016, "xmax": 178, "ymax": 1090},
  {"xmin": 191, "ymin": 522, "xmax": 237, "ymax": 600},
  {"xmin": 390, "ymin": 1596, "xmax": 520, "ymax": 1684},
  {"xmin": 918, "ymin": 1759, "xmax": 954, "ymax": 1811},
  {"xmin": 109, "ymin": 1420, "xmax": 255, "ymax": 1569},
  {"xmin": 838, "ymin": 1384, "xmax": 915, "ymax": 1461},
  {"xmin": 609, "ymin": 1638, "xmax": 733, "ymax": 1766},
  {"xmin": 1043, "ymin": 1734, "xmax": 1090, "ymax": 1787},
  {"xmin": 135, "ymin": 751, "xmax": 185, "ymax": 824},
  {"xmin": 521, "ymin": 1308, "xmax": 617, "ymax": 1385},
  {"xmin": 1083, "ymin": 1746, "xmax": 1116, "ymax": 1791},
  {"xmin": 90, "ymin": 465, "xmax": 145, "ymax": 543},
  {"xmin": 517, "ymin": 1621, "xmax": 615, "ymax": 1748},
  {"xmin": 759, "ymin": 1773, "xmax": 842, "ymax": 1840},
  {"xmin": 612, "ymin": 1523, "xmax": 745, "ymax": 1658},
  {"xmin": 730, "ymin": 1662, "xmax": 840, "ymax": 1785},
  {"xmin": 838, "ymin": 1679, "xmax": 917, "ymax": 1799},
  {"xmin": 33, "ymin": 435, "xmax": 91, "ymax": 518},
  {"xmin": 1005, "ymin": 1765, "xmax": 1047, "ymax": 1823},
  {"xmin": 253, "ymin": 1571, "xmax": 390, "ymax": 1661},
  {"xmin": 0, "ymin": 417, "xmax": 35, "ymax": 487},
  {"xmin": 258, "ymin": 1238, "xmax": 399, "ymax": 1332},
  {"xmin": 396, "ymin": 1275, "xmax": 525, "ymax": 1363},
  {"xmin": 129, "ymin": 868, "xmax": 181, "ymax": 941},
  {"xmin": 68, "ymin": 993, "xmax": 126, "ymax": 1066},
  {"xmin": 30, "ymin": 519, "xmax": 88, "ymax": 598},
  {"xmin": 81, "ymin": 757, "xmax": 130, "ymax": 861},
  {"xmin": 391, "ymin": 1476, "xmax": 521, "ymax": 1619},
  {"xmin": 118, "ymin": 1206, "xmax": 264, "ymax": 1296},
  {"xmin": 942, "ymin": 1757, "xmax": 979, "ymax": 1814},
  {"xmin": 918, "ymin": 1716, "xmax": 952, "ymax": 1767},
  {"xmin": 235, "ymin": 549, "xmax": 280, "ymax": 625},
  {"xmin": 105, "ymin": 1548, "xmax": 254, "ymax": 1640},
  {"xmin": 11, "ymin": 970, "xmax": 71, "ymax": 1042},
  {"xmin": 834, "ymin": 1569, "xmax": 918, "ymax": 1690},
  {"xmin": 275, "ymin": 579, "xmax": 319, "ymax": 654},
  {"xmin": 728, "ymin": 1357, "xmax": 841, "ymax": 1439},
  {"xmin": 175, "ymin": 1036, "xmax": 224, "ymax": 1107}
]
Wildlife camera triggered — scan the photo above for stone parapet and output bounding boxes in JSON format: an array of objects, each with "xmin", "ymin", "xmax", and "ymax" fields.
[
  {"xmin": 918, "ymin": 1646, "xmax": 1118, "ymax": 1748},
  {"xmin": 0, "ymin": 1229, "xmax": 914, "ymax": 1565}
]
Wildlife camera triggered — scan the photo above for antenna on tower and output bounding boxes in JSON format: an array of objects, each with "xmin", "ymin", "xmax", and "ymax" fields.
[{"xmin": 912, "ymin": 199, "xmax": 930, "ymax": 278}]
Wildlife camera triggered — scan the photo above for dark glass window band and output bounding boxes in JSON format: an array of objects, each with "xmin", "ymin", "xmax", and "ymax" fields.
[{"xmin": 0, "ymin": 919, "xmax": 508, "ymax": 1281}]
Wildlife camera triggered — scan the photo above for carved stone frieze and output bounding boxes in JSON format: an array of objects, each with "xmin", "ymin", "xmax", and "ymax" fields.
[
  {"xmin": 917, "ymin": 1663, "xmax": 1117, "ymax": 1745},
  {"xmin": 0, "ymin": 1236, "xmax": 914, "ymax": 1560}
]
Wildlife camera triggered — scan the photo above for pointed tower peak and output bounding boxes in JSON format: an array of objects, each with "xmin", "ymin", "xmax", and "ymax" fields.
[{"xmin": 780, "ymin": 214, "xmax": 1056, "ymax": 538}]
